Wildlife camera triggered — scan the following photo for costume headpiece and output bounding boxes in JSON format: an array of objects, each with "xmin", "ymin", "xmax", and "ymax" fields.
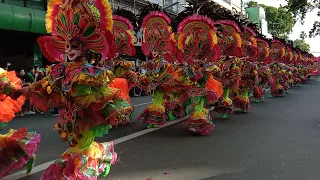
[
  {"xmin": 163, "ymin": 33, "xmax": 181, "ymax": 63},
  {"xmin": 240, "ymin": 25, "xmax": 259, "ymax": 61},
  {"xmin": 138, "ymin": 4, "xmax": 173, "ymax": 57},
  {"xmin": 215, "ymin": 20, "xmax": 242, "ymax": 57},
  {"xmin": 292, "ymin": 49, "xmax": 298, "ymax": 65},
  {"xmin": 285, "ymin": 46, "xmax": 293, "ymax": 64},
  {"xmin": 38, "ymin": 0, "xmax": 114, "ymax": 62},
  {"xmin": 256, "ymin": 37, "xmax": 270, "ymax": 64},
  {"xmin": 209, "ymin": 6, "xmax": 243, "ymax": 58},
  {"xmin": 112, "ymin": 9, "xmax": 136, "ymax": 57},
  {"xmin": 176, "ymin": 14, "xmax": 220, "ymax": 65},
  {"xmin": 270, "ymin": 39, "xmax": 285, "ymax": 63},
  {"xmin": 296, "ymin": 49, "xmax": 302, "ymax": 65}
]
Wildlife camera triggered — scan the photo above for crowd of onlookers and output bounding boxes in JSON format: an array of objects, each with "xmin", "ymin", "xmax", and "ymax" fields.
[{"xmin": 3, "ymin": 62, "xmax": 59, "ymax": 117}]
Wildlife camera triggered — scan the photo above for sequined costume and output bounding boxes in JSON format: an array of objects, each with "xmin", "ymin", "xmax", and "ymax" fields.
[
  {"xmin": 0, "ymin": 68, "xmax": 40, "ymax": 178},
  {"xmin": 170, "ymin": 0, "xmax": 223, "ymax": 135},
  {"xmin": 14, "ymin": 0, "xmax": 133, "ymax": 178},
  {"xmin": 213, "ymin": 19, "xmax": 243, "ymax": 118},
  {"xmin": 137, "ymin": 5, "xmax": 178, "ymax": 128},
  {"xmin": 254, "ymin": 36, "xmax": 272, "ymax": 102},
  {"xmin": 269, "ymin": 39, "xmax": 286, "ymax": 97},
  {"xmin": 233, "ymin": 25, "xmax": 259, "ymax": 112},
  {"xmin": 108, "ymin": 9, "xmax": 138, "ymax": 90}
]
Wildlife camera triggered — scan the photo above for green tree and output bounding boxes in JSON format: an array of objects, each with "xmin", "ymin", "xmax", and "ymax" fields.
[
  {"xmin": 285, "ymin": 0, "xmax": 320, "ymax": 37},
  {"xmin": 246, "ymin": 1, "xmax": 258, "ymax": 8},
  {"xmin": 299, "ymin": 31, "xmax": 308, "ymax": 39},
  {"xmin": 279, "ymin": 34, "xmax": 289, "ymax": 40},
  {"xmin": 245, "ymin": 1, "xmax": 295, "ymax": 38},
  {"xmin": 293, "ymin": 39, "xmax": 310, "ymax": 52}
]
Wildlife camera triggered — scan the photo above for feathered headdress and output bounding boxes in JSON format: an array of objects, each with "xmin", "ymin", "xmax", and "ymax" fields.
[
  {"xmin": 284, "ymin": 46, "xmax": 293, "ymax": 64},
  {"xmin": 292, "ymin": 50, "xmax": 298, "ymax": 65},
  {"xmin": 240, "ymin": 25, "xmax": 259, "ymax": 61},
  {"xmin": 176, "ymin": 14, "xmax": 220, "ymax": 65},
  {"xmin": 38, "ymin": 0, "xmax": 114, "ymax": 62},
  {"xmin": 270, "ymin": 39, "xmax": 285, "ymax": 63},
  {"xmin": 256, "ymin": 38, "xmax": 270, "ymax": 64},
  {"xmin": 204, "ymin": 1, "xmax": 243, "ymax": 58},
  {"xmin": 112, "ymin": 8, "xmax": 136, "ymax": 57},
  {"xmin": 163, "ymin": 32, "xmax": 182, "ymax": 63},
  {"xmin": 137, "ymin": 4, "xmax": 173, "ymax": 57},
  {"xmin": 172, "ymin": 0, "xmax": 238, "ymax": 59},
  {"xmin": 215, "ymin": 20, "xmax": 243, "ymax": 57}
]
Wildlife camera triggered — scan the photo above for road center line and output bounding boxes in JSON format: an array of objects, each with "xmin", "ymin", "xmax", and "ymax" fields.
[
  {"xmin": 133, "ymin": 102, "xmax": 151, "ymax": 107},
  {"xmin": 4, "ymin": 107, "xmax": 214, "ymax": 180}
]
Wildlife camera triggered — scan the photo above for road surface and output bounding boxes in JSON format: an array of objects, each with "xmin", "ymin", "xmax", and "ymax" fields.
[{"xmin": 3, "ymin": 80, "xmax": 320, "ymax": 180}]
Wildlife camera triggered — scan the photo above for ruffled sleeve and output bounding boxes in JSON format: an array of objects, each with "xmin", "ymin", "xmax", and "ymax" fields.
[
  {"xmin": 27, "ymin": 77, "xmax": 63, "ymax": 112},
  {"xmin": 0, "ymin": 69, "xmax": 26, "ymax": 124}
]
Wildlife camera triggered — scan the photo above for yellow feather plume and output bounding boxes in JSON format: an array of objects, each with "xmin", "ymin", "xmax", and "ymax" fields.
[
  {"xmin": 126, "ymin": 30, "xmax": 135, "ymax": 45},
  {"xmin": 177, "ymin": 33, "xmax": 185, "ymax": 51},
  {"xmin": 99, "ymin": 0, "xmax": 113, "ymax": 31},
  {"xmin": 234, "ymin": 33, "xmax": 242, "ymax": 48},
  {"xmin": 46, "ymin": 0, "xmax": 62, "ymax": 33}
]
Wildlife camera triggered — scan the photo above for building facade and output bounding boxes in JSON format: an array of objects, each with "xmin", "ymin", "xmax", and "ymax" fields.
[
  {"xmin": 246, "ymin": 6, "xmax": 272, "ymax": 38},
  {"xmin": 212, "ymin": 0, "xmax": 245, "ymax": 15}
]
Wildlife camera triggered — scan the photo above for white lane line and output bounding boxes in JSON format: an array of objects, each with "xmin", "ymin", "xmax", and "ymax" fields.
[
  {"xmin": 133, "ymin": 102, "xmax": 151, "ymax": 107},
  {"xmin": 4, "ymin": 107, "xmax": 215, "ymax": 180}
]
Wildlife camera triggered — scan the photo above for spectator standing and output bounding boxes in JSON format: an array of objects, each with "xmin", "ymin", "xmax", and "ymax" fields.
[
  {"xmin": 24, "ymin": 67, "xmax": 35, "ymax": 114},
  {"xmin": 35, "ymin": 67, "xmax": 46, "ymax": 81},
  {"xmin": 26, "ymin": 67, "xmax": 35, "ymax": 83}
]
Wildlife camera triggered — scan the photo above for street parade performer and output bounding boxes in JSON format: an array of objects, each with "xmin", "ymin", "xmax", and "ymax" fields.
[
  {"xmin": 137, "ymin": 4, "xmax": 179, "ymax": 128},
  {"xmin": 269, "ymin": 39, "xmax": 286, "ymax": 97},
  {"xmin": 171, "ymin": 0, "xmax": 223, "ymax": 135},
  {"xmin": 207, "ymin": 6, "xmax": 243, "ymax": 119},
  {"xmin": 13, "ymin": 0, "xmax": 133, "ymax": 178},
  {"xmin": 253, "ymin": 36, "xmax": 272, "ymax": 102},
  {"xmin": 232, "ymin": 24, "xmax": 259, "ymax": 112},
  {"xmin": 108, "ymin": 9, "xmax": 138, "ymax": 91},
  {"xmin": 0, "ymin": 68, "xmax": 40, "ymax": 178}
]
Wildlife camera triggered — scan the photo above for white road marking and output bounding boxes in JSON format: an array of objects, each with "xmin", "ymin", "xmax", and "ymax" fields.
[
  {"xmin": 133, "ymin": 102, "xmax": 151, "ymax": 107},
  {"xmin": 3, "ymin": 107, "xmax": 214, "ymax": 180}
]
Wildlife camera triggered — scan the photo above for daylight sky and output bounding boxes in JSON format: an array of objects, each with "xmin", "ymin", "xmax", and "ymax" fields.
[{"xmin": 245, "ymin": 0, "xmax": 320, "ymax": 56}]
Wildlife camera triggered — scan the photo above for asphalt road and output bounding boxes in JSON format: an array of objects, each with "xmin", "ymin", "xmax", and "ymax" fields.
[{"xmin": 3, "ymin": 80, "xmax": 320, "ymax": 180}]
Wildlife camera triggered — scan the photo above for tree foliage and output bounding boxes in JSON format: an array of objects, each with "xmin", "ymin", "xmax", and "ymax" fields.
[
  {"xmin": 245, "ymin": 1, "xmax": 295, "ymax": 38},
  {"xmin": 246, "ymin": 1, "xmax": 258, "ymax": 8},
  {"xmin": 285, "ymin": 0, "xmax": 320, "ymax": 37},
  {"xmin": 293, "ymin": 39, "xmax": 311, "ymax": 52}
]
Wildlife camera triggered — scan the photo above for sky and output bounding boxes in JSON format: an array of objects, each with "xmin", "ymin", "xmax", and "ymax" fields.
[{"xmin": 244, "ymin": 0, "xmax": 320, "ymax": 56}]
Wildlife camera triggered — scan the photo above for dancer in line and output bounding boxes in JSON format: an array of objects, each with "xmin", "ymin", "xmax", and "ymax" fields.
[
  {"xmin": 137, "ymin": 5, "xmax": 178, "ymax": 128},
  {"xmin": 233, "ymin": 24, "xmax": 259, "ymax": 112},
  {"xmin": 109, "ymin": 9, "xmax": 138, "ymax": 91},
  {"xmin": 171, "ymin": 0, "xmax": 223, "ymax": 134},
  {"xmin": 269, "ymin": 39, "xmax": 286, "ymax": 97},
  {"xmin": 14, "ymin": 0, "xmax": 133, "ymax": 178},
  {"xmin": 254, "ymin": 36, "xmax": 272, "ymax": 102}
]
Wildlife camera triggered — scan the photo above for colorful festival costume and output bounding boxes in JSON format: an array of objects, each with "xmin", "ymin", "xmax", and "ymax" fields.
[
  {"xmin": 171, "ymin": 0, "xmax": 223, "ymax": 135},
  {"xmin": 0, "ymin": 68, "xmax": 40, "ymax": 178},
  {"xmin": 137, "ymin": 5, "xmax": 177, "ymax": 128},
  {"xmin": 233, "ymin": 25, "xmax": 259, "ymax": 112},
  {"xmin": 211, "ymin": 11, "xmax": 243, "ymax": 118},
  {"xmin": 254, "ymin": 36, "xmax": 272, "ymax": 102},
  {"xmin": 15, "ymin": 0, "xmax": 133, "ymax": 178},
  {"xmin": 108, "ymin": 9, "xmax": 138, "ymax": 90},
  {"xmin": 269, "ymin": 39, "xmax": 286, "ymax": 97}
]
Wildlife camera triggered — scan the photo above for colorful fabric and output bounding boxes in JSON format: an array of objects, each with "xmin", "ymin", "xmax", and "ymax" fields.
[{"xmin": 0, "ymin": 128, "xmax": 40, "ymax": 178}]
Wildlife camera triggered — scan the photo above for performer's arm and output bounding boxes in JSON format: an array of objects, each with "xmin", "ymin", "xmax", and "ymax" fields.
[{"xmin": 14, "ymin": 78, "xmax": 59, "ymax": 112}]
